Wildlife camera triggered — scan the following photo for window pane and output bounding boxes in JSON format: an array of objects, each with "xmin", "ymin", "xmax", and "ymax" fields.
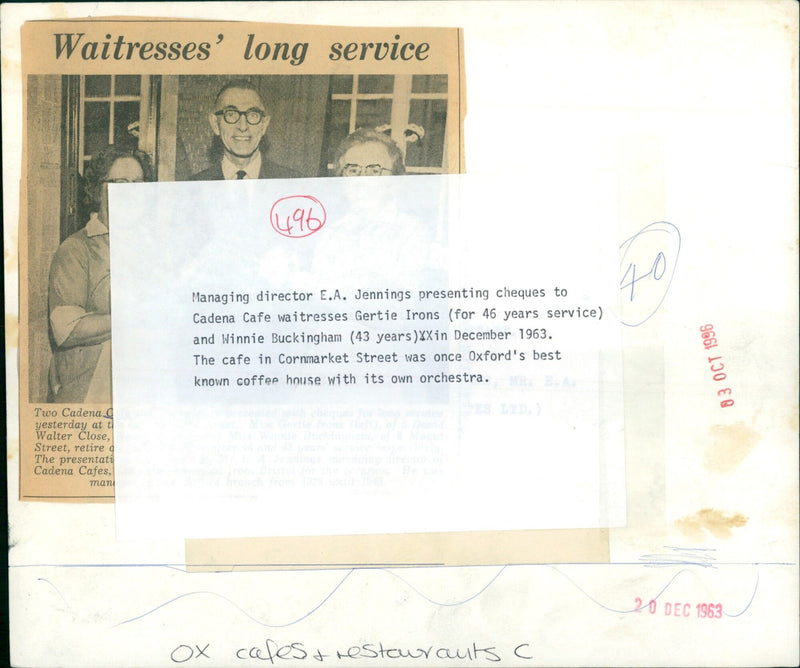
[
  {"xmin": 114, "ymin": 75, "xmax": 141, "ymax": 96},
  {"xmin": 357, "ymin": 75, "xmax": 394, "ymax": 94},
  {"xmin": 328, "ymin": 99, "xmax": 352, "ymax": 137},
  {"xmin": 83, "ymin": 101, "xmax": 110, "ymax": 157},
  {"xmin": 84, "ymin": 75, "xmax": 111, "ymax": 98},
  {"xmin": 330, "ymin": 75, "xmax": 354, "ymax": 94},
  {"xmin": 405, "ymin": 99, "xmax": 447, "ymax": 168},
  {"xmin": 412, "ymin": 75, "xmax": 448, "ymax": 94},
  {"xmin": 113, "ymin": 100, "xmax": 142, "ymax": 150},
  {"xmin": 355, "ymin": 99, "xmax": 392, "ymax": 130}
]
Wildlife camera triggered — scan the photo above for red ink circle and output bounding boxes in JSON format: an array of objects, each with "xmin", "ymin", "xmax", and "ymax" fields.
[{"xmin": 270, "ymin": 195, "xmax": 326, "ymax": 238}]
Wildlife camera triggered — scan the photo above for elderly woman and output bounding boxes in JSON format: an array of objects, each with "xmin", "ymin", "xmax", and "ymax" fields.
[
  {"xmin": 48, "ymin": 145, "xmax": 152, "ymax": 403},
  {"xmin": 331, "ymin": 128, "xmax": 405, "ymax": 177}
]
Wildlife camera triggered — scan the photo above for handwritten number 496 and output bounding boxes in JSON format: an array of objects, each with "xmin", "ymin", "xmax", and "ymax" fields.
[
  {"xmin": 270, "ymin": 195, "xmax": 327, "ymax": 239},
  {"xmin": 620, "ymin": 251, "xmax": 666, "ymax": 302},
  {"xmin": 273, "ymin": 207, "xmax": 323, "ymax": 236}
]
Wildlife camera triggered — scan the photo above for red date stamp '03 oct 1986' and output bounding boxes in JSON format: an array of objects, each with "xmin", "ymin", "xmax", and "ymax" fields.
[{"xmin": 700, "ymin": 324, "xmax": 735, "ymax": 409}]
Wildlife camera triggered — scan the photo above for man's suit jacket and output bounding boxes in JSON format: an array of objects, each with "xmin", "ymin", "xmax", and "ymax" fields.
[{"xmin": 190, "ymin": 153, "xmax": 302, "ymax": 181}]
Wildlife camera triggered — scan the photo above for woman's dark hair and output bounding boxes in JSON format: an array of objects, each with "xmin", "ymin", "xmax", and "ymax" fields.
[
  {"xmin": 331, "ymin": 128, "xmax": 405, "ymax": 176},
  {"xmin": 82, "ymin": 145, "xmax": 154, "ymax": 212}
]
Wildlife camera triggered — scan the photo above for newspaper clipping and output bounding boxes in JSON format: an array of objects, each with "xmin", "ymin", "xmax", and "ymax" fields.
[{"xmin": 19, "ymin": 19, "xmax": 464, "ymax": 500}]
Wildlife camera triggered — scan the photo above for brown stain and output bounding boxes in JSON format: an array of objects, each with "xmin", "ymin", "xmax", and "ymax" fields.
[
  {"xmin": 675, "ymin": 508, "xmax": 748, "ymax": 541},
  {"xmin": 0, "ymin": 53, "xmax": 21, "ymax": 78},
  {"xmin": 7, "ymin": 436, "xmax": 18, "ymax": 461},
  {"xmin": 703, "ymin": 421, "xmax": 759, "ymax": 473}
]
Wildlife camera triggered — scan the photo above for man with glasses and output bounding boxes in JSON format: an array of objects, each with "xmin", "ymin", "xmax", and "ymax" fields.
[{"xmin": 191, "ymin": 79, "xmax": 300, "ymax": 181}]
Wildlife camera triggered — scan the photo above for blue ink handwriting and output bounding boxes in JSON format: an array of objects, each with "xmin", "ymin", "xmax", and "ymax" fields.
[{"xmin": 619, "ymin": 221, "xmax": 681, "ymax": 326}]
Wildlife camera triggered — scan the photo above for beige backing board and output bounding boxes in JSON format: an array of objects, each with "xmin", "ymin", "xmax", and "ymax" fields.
[{"xmin": 187, "ymin": 530, "xmax": 610, "ymax": 571}]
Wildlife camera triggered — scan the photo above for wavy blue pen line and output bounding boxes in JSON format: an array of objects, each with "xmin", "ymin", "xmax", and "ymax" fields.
[
  {"xmin": 552, "ymin": 566, "xmax": 759, "ymax": 617},
  {"xmin": 380, "ymin": 566, "xmax": 507, "ymax": 607},
  {"xmin": 114, "ymin": 569, "xmax": 355, "ymax": 628},
  {"xmin": 113, "ymin": 567, "xmax": 506, "ymax": 628},
  {"xmin": 550, "ymin": 567, "xmax": 693, "ymax": 613},
  {"xmin": 163, "ymin": 564, "xmax": 188, "ymax": 573},
  {"xmin": 112, "ymin": 564, "xmax": 760, "ymax": 628},
  {"xmin": 36, "ymin": 578, "xmax": 69, "ymax": 607},
  {"xmin": 723, "ymin": 571, "xmax": 759, "ymax": 618}
]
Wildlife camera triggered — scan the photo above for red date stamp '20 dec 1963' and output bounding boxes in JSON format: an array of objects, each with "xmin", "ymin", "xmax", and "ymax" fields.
[{"xmin": 634, "ymin": 598, "xmax": 724, "ymax": 618}]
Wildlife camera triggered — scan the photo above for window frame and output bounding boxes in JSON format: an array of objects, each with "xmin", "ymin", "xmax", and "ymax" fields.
[
  {"xmin": 328, "ymin": 73, "xmax": 449, "ymax": 174},
  {"xmin": 59, "ymin": 74, "xmax": 160, "ymax": 240}
]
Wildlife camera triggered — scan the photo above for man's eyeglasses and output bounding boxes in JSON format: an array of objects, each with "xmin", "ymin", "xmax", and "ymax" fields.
[
  {"xmin": 215, "ymin": 107, "xmax": 266, "ymax": 125},
  {"xmin": 342, "ymin": 163, "xmax": 393, "ymax": 177},
  {"xmin": 105, "ymin": 178, "xmax": 143, "ymax": 184}
]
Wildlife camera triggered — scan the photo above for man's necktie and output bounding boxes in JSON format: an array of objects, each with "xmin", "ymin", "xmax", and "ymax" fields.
[{"xmin": 236, "ymin": 170, "xmax": 247, "ymax": 180}]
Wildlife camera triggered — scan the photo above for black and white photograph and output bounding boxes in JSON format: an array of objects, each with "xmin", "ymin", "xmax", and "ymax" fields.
[{"xmin": 27, "ymin": 72, "xmax": 452, "ymax": 403}]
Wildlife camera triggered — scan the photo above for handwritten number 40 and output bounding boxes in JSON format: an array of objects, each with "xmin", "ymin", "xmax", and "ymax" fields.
[
  {"xmin": 620, "ymin": 251, "xmax": 666, "ymax": 302},
  {"xmin": 618, "ymin": 221, "xmax": 681, "ymax": 327}
]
